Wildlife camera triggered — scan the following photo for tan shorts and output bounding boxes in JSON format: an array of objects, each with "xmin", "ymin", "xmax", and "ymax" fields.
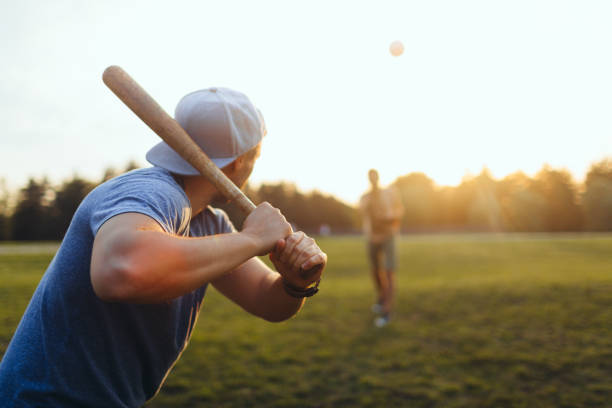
[{"xmin": 367, "ymin": 237, "xmax": 396, "ymax": 271}]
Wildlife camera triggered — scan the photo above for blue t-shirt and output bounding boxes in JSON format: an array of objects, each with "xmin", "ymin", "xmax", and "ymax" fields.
[{"xmin": 0, "ymin": 167, "xmax": 235, "ymax": 407}]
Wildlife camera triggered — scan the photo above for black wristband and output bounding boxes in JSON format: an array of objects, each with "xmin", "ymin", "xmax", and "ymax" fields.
[{"xmin": 282, "ymin": 278, "xmax": 321, "ymax": 298}]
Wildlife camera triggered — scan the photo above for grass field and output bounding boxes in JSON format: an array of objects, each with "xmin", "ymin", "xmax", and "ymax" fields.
[{"xmin": 1, "ymin": 234, "xmax": 611, "ymax": 407}]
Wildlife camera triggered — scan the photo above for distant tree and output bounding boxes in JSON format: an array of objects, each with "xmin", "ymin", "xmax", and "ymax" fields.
[
  {"xmin": 532, "ymin": 166, "xmax": 582, "ymax": 231},
  {"xmin": 498, "ymin": 172, "xmax": 547, "ymax": 232},
  {"xmin": 11, "ymin": 178, "xmax": 53, "ymax": 240},
  {"xmin": 467, "ymin": 169, "xmax": 502, "ymax": 231},
  {"xmin": 437, "ymin": 169, "xmax": 504, "ymax": 232},
  {"xmin": 0, "ymin": 178, "xmax": 10, "ymax": 240},
  {"xmin": 393, "ymin": 172, "xmax": 438, "ymax": 231},
  {"xmin": 101, "ymin": 167, "xmax": 119, "ymax": 183},
  {"xmin": 124, "ymin": 160, "xmax": 141, "ymax": 173},
  {"xmin": 306, "ymin": 191, "xmax": 357, "ymax": 234},
  {"xmin": 256, "ymin": 182, "xmax": 300, "ymax": 224},
  {"xmin": 256, "ymin": 182, "xmax": 316, "ymax": 233},
  {"xmin": 444, "ymin": 174, "xmax": 479, "ymax": 230},
  {"xmin": 433, "ymin": 186, "xmax": 455, "ymax": 230},
  {"xmin": 50, "ymin": 176, "xmax": 95, "ymax": 239},
  {"xmin": 100, "ymin": 160, "xmax": 141, "ymax": 183},
  {"xmin": 583, "ymin": 158, "xmax": 612, "ymax": 231}
]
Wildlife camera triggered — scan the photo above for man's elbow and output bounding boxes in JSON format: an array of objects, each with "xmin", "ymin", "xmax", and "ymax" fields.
[{"xmin": 91, "ymin": 257, "xmax": 142, "ymax": 302}]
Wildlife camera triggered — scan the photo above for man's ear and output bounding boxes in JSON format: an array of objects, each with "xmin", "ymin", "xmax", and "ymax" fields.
[
  {"xmin": 222, "ymin": 159, "xmax": 239, "ymax": 176},
  {"xmin": 232, "ymin": 156, "xmax": 248, "ymax": 170}
]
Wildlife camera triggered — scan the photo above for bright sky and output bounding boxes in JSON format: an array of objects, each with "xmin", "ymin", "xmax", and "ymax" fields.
[{"xmin": 1, "ymin": 0, "xmax": 611, "ymax": 204}]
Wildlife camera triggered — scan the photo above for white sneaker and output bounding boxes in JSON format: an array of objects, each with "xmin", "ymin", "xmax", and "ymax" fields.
[{"xmin": 374, "ymin": 315, "xmax": 389, "ymax": 328}]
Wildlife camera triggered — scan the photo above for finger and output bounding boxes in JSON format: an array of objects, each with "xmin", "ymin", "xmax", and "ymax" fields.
[
  {"xmin": 279, "ymin": 232, "xmax": 305, "ymax": 264},
  {"xmin": 287, "ymin": 232, "xmax": 316, "ymax": 263},
  {"xmin": 299, "ymin": 264, "xmax": 322, "ymax": 284},
  {"xmin": 301, "ymin": 252, "xmax": 327, "ymax": 274},
  {"xmin": 286, "ymin": 236, "xmax": 314, "ymax": 271}
]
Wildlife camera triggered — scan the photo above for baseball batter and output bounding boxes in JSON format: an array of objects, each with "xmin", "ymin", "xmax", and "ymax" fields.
[{"xmin": 0, "ymin": 87, "xmax": 327, "ymax": 407}]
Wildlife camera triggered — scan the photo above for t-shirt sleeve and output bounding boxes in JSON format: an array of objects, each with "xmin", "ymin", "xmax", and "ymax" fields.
[
  {"xmin": 217, "ymin": 209, "xmax": 237, "ymax": 234},
  {"xmin": 88, "ymin": 176, "xmax": 190, "ymax": 236},
  {"xmin": 207, "ymin": 208, "xmax": 237, "ymax": 234},
  {"xmin": 188, "ymin": 207, "xmax": 237, "ymax": 238}
]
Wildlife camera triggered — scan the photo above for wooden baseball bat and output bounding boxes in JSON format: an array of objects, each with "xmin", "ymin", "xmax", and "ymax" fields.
[
  {"xmin": 102, "ymin": 65, "xmax": 256, "ymax": 214},
  {"xmin": 102, "ymin": 65, "xmax": 322, "ymax": 276}
]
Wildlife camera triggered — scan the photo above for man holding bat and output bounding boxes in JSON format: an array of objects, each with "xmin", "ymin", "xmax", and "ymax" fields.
[{"xmin": 0, "ymin": 85, "xmax": 326, "ymax": 407}]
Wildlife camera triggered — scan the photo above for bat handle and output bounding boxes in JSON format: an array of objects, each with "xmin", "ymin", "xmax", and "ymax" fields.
[{"xmin": 235, "ymin": 193, "xmax": 257, "ymax": 214}]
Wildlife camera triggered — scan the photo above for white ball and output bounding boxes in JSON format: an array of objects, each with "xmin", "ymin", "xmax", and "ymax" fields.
[{"xmin": 389, "ymin": 40, "xmax": 404, "ymax": 57}]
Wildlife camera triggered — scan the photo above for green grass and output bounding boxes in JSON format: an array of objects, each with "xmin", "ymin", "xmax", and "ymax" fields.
[{"xmin": 1, "ymin": 235, "xmax": 611, "ymax": 407}]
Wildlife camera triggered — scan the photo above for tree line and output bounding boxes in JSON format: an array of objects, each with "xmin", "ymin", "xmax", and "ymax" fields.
[
  {"xmin": 394, "ymin": 161, "xmax": 611, "ymax": 233},
  {"xmin": 0, "ymin": 158, "xmax": 611, "ymax": 240}
]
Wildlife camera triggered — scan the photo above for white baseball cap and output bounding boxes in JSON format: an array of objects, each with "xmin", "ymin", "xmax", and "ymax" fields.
[{"xmin": 146, "ymin": 87, "xmax": 266, "ymax": 175}]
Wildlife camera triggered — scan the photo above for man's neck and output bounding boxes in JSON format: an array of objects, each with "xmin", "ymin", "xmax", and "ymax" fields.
[{"xmin": 174, "ymin": 175, "xmax": 217, "ymax": 216}]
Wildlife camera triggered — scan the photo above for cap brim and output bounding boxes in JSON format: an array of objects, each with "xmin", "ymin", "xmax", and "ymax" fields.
[{"xmin": 145, "ymin": 142, "xmax": 236, "ymax": 175}]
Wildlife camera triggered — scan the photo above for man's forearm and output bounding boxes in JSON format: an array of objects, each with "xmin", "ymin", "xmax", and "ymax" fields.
[
  {"xmin": 258, "ymin": 275, "xmax": 306, "ymax": 322},
  {"xmin": 91, "ymin": 214, "xmax": 264, "ymax": 303},
  {"xmin": 212, "ymin": 258, "xmax": 306, "ymax": 322}
]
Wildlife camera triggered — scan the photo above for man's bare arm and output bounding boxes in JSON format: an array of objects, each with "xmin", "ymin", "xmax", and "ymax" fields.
[
  {"xmin": 91, "ymin": 203, "xmax": 291, "ymax": 303},
  {"xmin": 212, "ymin": 258, "xmax": 303, "ymax": 322},
  {"xmin": 212, "ymin": 231, "xmax": 326, "ymax": 322}
]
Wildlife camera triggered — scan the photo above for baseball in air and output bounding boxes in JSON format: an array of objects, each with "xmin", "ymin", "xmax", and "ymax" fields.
[{"xmin": 389, "ymin": 40, "xmax": 404, "ymax": 57}]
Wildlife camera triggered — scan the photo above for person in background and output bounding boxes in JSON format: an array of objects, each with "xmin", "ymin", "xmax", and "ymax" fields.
[{"xmin": 359, "ymin": 169, "xmax": 403, "ymax": 327}]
